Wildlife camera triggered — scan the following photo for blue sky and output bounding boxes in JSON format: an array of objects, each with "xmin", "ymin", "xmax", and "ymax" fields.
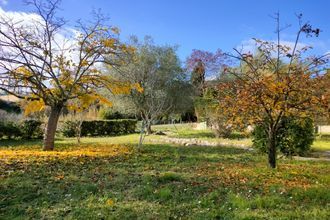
[{"xmin": 2, "ymin": 0, "xmax": 330, "ymax": 61}]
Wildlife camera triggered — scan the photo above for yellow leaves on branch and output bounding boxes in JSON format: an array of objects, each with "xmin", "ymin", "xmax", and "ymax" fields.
[
  {"xmin": 108, "ymin": 82, "xmax": 143, "ymax": 95},
  {"xmin": 22, "ymin": 99, "xmax": 45, "ymax": 116},
  {"xmin": 91, "ymin": 75, "xmax": 143, "ymax": 95},
  {"xmin": 120, "ymin": 44, "xmax": 136, "ymax": 55},
  {"xmin": 133, "ymin": 83, "xmax": 144, "ymax": 93},
  {"xmin": 101, "ymin": 38, "xmax": 116, "ymax": 48},
  {"xmin": 16, "ymin": 67, "xmax": 33, "ymax": 77},
  {"xmin": 217, "ymin": 66, "xmax": 320, "ymax": 126},
  {"xmin": 81, "ymin": 59, "xmax": 89, "ymax": 67},
  {"xmin": 65, "ymin": 74, "xmax": 143, "ymax": 112},
  {"xmin": 97, "ymin": 95, "xmax": 113, "ymax": 107},
  {"xmin": 67, "ymin": 93, "xmax": 113, "ymax": 112}
]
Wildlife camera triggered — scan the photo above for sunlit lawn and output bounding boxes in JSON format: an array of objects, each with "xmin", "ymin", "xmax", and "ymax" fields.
[
  {"xmin": 153, "ymin": 123, "xmax": 330, "ymax": 152},
  {"xmin": 1, "ymin": 129, "xmax": 330, "ymax": 219},
  {"xmin": 312, "ymin": 139, "xmax": 330, "ymax": 151}
]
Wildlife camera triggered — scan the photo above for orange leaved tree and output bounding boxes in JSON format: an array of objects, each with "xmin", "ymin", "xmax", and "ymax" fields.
[
  {"xmin": 217, "ymin": 14, "xmax": 329, "ymax": 168},
  {"xmin": 0, "ymin": 0, "xmax": 138, "ymax": 150}
]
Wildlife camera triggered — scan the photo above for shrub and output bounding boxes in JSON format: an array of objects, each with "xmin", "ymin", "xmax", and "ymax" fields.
[
  {"xmin": 195, "ymin": 89, "xmax": 234, "ymax": 138},
  {"xmin": 0, "ymin": 121, "xmax": 22, "ymax": 139},
  {"xmin": 61, "ymin": 119, "xmax": 137, "ymax": 137},
  {"xmin": 21, "ymin": 120, "xmax": 43, "ymax": 139},
  {"xmin": 0, "ymin": 99, "xmax": 21, "ymax": 113},
  {"xmin": 252, "ymin": 117, "xmax": 314, "ymax": 157},
  {"xmin": 99, "ymin": 108, "xmax": 135, "ymax": 120},
  {"xmin": 0, "ymin": 120, "xmax": 43, "ymax": 140},
  {"xmin": 209, "ymin": 119, "xmax": 232, "ymax": 138},
  {"xmin": 61, "ymin": 121, "xmax": 80, "ymax": 137}
]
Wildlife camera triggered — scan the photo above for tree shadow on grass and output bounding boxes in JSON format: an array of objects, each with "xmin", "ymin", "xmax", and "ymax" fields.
[
  {"xmin": 134, "ymin": 144, "xmax": 254, "ymax": 166},
  {"xmin": 0, "ymin": 139, "xmax": 42, "ymax": 148},
  {"xmin": 140, "ymin": 144, "xmax": 247, "ymax": 156},
  {"xmin": 0, "ymin": 137, "xmax": 91, "ymax": 149}
]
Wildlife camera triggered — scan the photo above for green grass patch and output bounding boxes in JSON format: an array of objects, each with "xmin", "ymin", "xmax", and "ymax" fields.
[
  {"xmin": 153, "ymin": 123, "xmax": 330, "ymax": 151},
  {"xmin": 0, "ymin": 128, "xmax": 329, "ymax": 219},
  {"xmin": 313, "ymin": 139, "xmax": 330, "ymax": 151}
]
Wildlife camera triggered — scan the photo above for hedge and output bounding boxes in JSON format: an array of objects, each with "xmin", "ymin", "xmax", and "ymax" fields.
[
  {"xmin": 0, "ymin": 120, "xmax": 43, "ymax": 140},
  {"xmin": 61, "ymin": 119, "xmax": 137, "ymax": 137},
  {"xmin": 0, "ymin": 99, "xmax": 21, "ymax": 113},
  {"xmin": 99, "ymin": 108, "xmax": 136, "ymax": 120},
  {"xmin": 21, "ymin": 120, "xmax": 43, "ymax": 139}
]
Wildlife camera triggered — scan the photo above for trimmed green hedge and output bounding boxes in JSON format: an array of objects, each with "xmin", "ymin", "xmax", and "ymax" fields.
[
  {"xmin": 99, "ymin": 108, "xmax": 135, "ymax": 120},
  {"xmin": 21, "ymin": 120, "xmax": 43, "ymax": 139},
  {"xmin": 62, "ymin": 119, "xmax": 137, "ymax": 137},
  {"xmin": 0, "ymin": 99, "xmax": 21, "ymax": 113},
  {"xmin": 0, "ymin": 120, "xmax": 43, "ymax": 140}
]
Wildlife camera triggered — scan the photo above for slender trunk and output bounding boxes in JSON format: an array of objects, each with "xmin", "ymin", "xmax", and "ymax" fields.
[
  {"xmin": 146, "ymin": 122, "xmax": 152, "ymax": 135},
  {"xmin": 76, "ymin": 124, "xmax": 81, "ymax": 144},
  {"xmin": 76, "ymin": 118, "xmax": 83, "ymax": 145},
  {"xmin": 43, "ymin": 105, "xmax": 62, "ymax": 151},
  {"xmin": 268, "ymin": 129, "xmax": 277, "ymax": 168},
  {"xmin": 138, "ymin": 120, "xmax": 146, "ymax": 148},
  {"xmin": 77, "ymin": 129, "xmax": 81, "ymax": 144},
  {"xmin": 140, "ymin": 111, "xmax": 152, "ymax": 135}
]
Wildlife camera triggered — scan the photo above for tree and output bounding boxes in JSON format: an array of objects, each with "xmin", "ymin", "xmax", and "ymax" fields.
[
  {"xmin": 252, "ymin": 116, "xmax": 315, "ymax": 157},
  {"xmin": 109, "ymin": 37, "xmax": 192, "ymax": 138},
  {"xmin": 319, "ymin": 69, "xmax": 330, "ymax": 121},
  {"xmin": 186, "ymin": 49, "xmax": 225, "ymax": 96},
  {"xmin": 190, "ymin": 60, "xmax": 205, "ymax": 96},
  {"xmin": 186, "ymin": 49, "xmax": 226, "ymax": 122},
  {"xmin": 216, "ymin": 14, "xmax": 329, "ymax": 168},
  {"xmin": 0, "ymin": 0, "xmax": 137, "ymax": 150}
]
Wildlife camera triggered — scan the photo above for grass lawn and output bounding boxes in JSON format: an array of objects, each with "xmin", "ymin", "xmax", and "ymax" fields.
[
  {"xmin": 152, "ymin": 123, "xmax": 330, "ymax": 152},
  {"xmin": 1, "ymin": 133, "xmax": 330, "ymax": 219},
  {"xmin": 312, "ymin": 139, "xmax": 330, "ymax": 152}
]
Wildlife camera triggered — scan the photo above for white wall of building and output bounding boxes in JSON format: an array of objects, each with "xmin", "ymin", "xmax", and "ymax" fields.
[{"xmin": 317, "ymin": 126, "xmax": 330, "ymax": 134}]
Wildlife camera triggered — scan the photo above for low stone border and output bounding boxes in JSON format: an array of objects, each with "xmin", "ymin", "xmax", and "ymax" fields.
[
  {"xmin": 150, "ymin": 136, "xmax": 252, "ymax": 150},
  {"xmin": 293, "ymin": 156, "xmax": 330, "ymax": 161},
  {"xmin": 150, "ymin": 136, "xmax": 330, "ymax": 161}
]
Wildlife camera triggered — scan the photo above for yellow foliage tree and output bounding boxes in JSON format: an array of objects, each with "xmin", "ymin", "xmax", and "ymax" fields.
[{"xmin": 0, "ymin": 0, "xmax": 138, "ymax": 150}]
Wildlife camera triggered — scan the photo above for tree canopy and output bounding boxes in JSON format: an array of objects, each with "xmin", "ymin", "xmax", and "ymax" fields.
[
  {"xmin": 215, "ymin": 15, "xmax": 329, "ymax": 168},
  {"xmin": 108, "ymin": 36, "xmax": 193, "ymax": 135},
  {"xmin": 0, "ymin": 0, "xmax": 138, "ymax": 150}
]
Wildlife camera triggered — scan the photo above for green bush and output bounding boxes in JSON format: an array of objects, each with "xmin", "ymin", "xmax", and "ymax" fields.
[
  {"xmin": 0, "ymin": 99, "xmax": 21, "ymax": 113},
  {"xmin": 318, "ymin": 134, "xmax": 330, "ymax": 140},
  {"xmin": 61, "ymin": 119, "xmax": 137, "ymax": 137},
  {"xmin": 99, "ymin": 108, "xmax": 135, "ymax": 120},
  {"xmin": 252, "ymin": 117, "xmax": 315, "ymax": 157},
  {"xmin": 0, "ymin": 121, "xmax": 21, "ymax": 139},
  {"xmin": 0, "ymin": 120, "xmax": 43, "ymax": 140},
  {"xmin": 61, "ymin": 121, "xmax": 80, "ymax": 137},
  {"xmin": 21, "ymin": 120, "xmax": 43, "ymax": 139}
]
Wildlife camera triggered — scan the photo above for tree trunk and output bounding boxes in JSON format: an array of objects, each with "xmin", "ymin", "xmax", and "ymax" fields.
[
  {"xmin": 268, "ymin": 129, "xmax": 277, "ymax": 168},
  {"xmin": 43, "ymin": 105, "xmax": 62, "ymax": 151},
  {"xmin": 138, "ymin": 120, "xmax": 146, "ymax": 148},
  {"xmin": 76, "ymin": 117, "xmax": 83, "ymax": 145},
  {"xmin": 146, "ymin": 122, "xmax": 152, "ymax": 135}
]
